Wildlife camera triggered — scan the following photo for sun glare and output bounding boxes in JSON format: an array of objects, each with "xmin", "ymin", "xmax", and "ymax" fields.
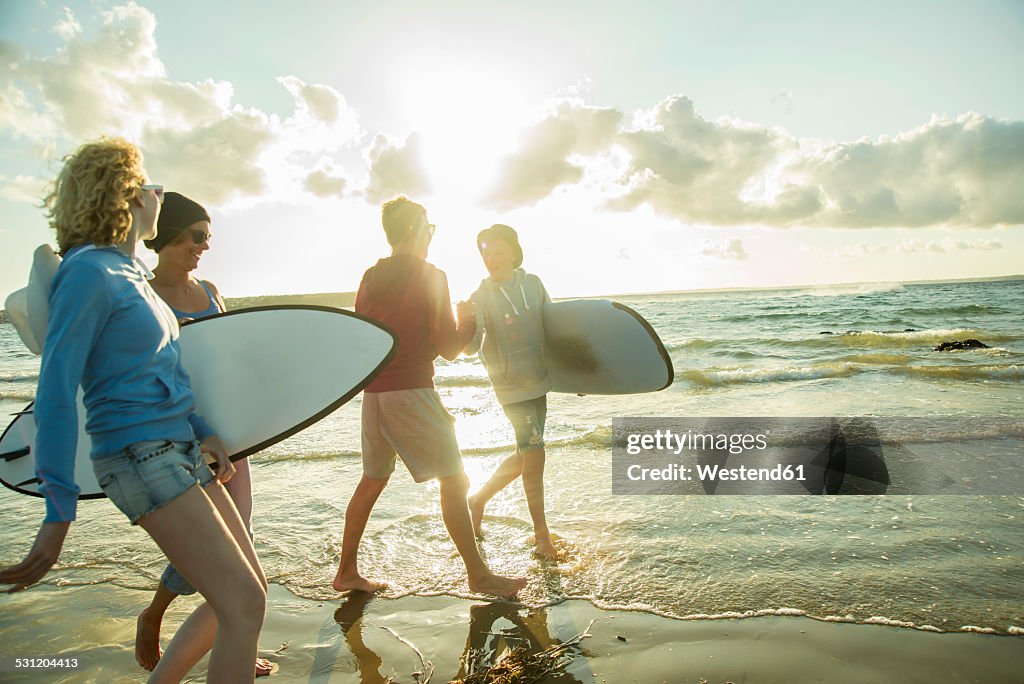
[{"xmin": 396, "ymin": 56, "xmax": 536, "ymax": 198}]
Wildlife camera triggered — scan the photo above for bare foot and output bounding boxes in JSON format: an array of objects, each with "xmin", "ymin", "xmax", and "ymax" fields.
[
  {"xmin": 468, "ymin": 493, "xmax": 485, "ymax": 539},
  {"xmin": 255, "ymin": 658, "xmax": 278, "ymax": 677},
  {"xmin": 468, "ymin": 572, "xmax": 527, "ymax": 598},
  {"xmin": 135, "ymin": 607, "xmax": 163, "ymax": 671},
  {"xmin": 534, "ymin": 535, "xmax": 559, "ymax": 561},
  {"xmin": 332, "ymin": 570, "xmax": 387, "ymax": 594}
]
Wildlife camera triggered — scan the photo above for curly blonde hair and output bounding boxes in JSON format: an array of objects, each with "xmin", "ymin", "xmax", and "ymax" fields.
[{"xmin": 44, "ymin": 138, "xmax": 146, "ymax": 254}]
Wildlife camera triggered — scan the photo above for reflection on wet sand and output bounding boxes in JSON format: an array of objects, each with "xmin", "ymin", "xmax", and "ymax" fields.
[
  {"xmin": 455, "ymin": 602, "xmax": 583, "ymax": 683},
  {"xmin": 332, "ymin": 591, "xmax": 388, "ymax": 683},
  {"xmin": 327, "ymin": 589, "xmax": 586, "ymax": 683}
]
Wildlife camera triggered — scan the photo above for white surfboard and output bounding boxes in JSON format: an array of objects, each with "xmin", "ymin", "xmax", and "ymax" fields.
[
  {"xmin": 5, "ymin": 244, "xmax": 80, "ymax": 355},
  {"xmin": 3, "ymin": 288, "xmax": 36, "ymax": 354},
  {"xmin": 543, "ymin": 300, "xmax": 673, "ymax": 395},
  {"xmin": 0, "ymin": 306, "xmax": 396, "ymax": 499}
]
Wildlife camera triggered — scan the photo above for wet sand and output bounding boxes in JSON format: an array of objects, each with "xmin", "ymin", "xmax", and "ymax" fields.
[{"xmin": 1, "ymin": 583, "xmax": 1022, "ymax": 683}]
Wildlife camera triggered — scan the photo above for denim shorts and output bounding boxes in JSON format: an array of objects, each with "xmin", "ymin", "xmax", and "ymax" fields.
[
  {"xmin": 93, "ymin": 440, "xmax": 214, "ymax": 525},
  {"xmin": 502, "ymin": 395, "xmax": 547, "ymax": 451},
  {"xmin": 161, "ymin": 560, "xmax": 199, "ymax": 596}
]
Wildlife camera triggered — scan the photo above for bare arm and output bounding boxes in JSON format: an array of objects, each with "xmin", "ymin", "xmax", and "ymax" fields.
[{"xmin": 427, "ymin": 270, "xmax": 475, "ymax": 361}]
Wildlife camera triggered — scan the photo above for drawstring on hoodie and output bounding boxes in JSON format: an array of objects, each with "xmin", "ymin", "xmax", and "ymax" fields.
[{"xmin": 497, "ymin": 281, "xmax": 530, "ymax": 316}]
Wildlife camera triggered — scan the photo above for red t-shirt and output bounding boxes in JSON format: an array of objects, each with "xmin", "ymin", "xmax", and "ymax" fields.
[{"xmin": 356, "ymin": 254, "xmax": 474, "ymax": 393}]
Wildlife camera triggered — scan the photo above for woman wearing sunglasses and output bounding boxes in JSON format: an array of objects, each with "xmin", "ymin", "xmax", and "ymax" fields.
[
  {"xmin": 0, "ymin": 139, "xmax": 267, "ymax": 683},
  {"xmin": 137, "ymin": 192, "xmax": 273, "ymax": 677},
  {"xmin": 146, "ymin": 193, "xmax": 223, "ymax": 323}
]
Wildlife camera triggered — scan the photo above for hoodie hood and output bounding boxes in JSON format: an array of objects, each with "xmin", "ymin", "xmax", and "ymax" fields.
[{"xmin": 477, "ymin": 267, "xmax": 525, "ymax": 291}]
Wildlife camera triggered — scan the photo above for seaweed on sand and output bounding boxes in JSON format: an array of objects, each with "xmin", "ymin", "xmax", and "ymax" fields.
[{"xmin": 451, "ymin": 620, "xmax": 595, "ymax": 684}]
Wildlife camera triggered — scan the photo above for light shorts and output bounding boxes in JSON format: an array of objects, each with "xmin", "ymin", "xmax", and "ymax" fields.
[
  {"xmin": 361, "ymin": 388, "xmax": 465, "ymax": 482},
  {"xmin": 501, "ymin": 395, "xmax": 547, "ymax": 451},
  {"xmin": 93, "ymin": 439, "xmax": 214, "ymax": 525}
]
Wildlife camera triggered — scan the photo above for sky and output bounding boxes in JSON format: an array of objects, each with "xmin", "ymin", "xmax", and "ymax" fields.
[{"xmin": 0, "ymin": 0, "xmax": 1022, "ymax": 299}]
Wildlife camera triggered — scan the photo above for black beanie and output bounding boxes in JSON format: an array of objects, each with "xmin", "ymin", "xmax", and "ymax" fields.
[
  {"xmin": 476, "ymin": 224, "xmax": 523, "ymax": 268},
  {"xmin": 145, "ymin": 191, "xmax": 211, "ymax": 252}
]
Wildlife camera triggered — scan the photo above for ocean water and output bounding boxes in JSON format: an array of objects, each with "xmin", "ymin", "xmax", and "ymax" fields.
[{"xmin": 1, "ymin": 279, "xmax": 1022, "ymax": 635}]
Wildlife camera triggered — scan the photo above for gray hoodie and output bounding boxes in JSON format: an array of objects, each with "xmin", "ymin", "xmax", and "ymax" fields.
[{"xmin": 466, "ymin": 268, "xmax": 552, "ymax": 405}]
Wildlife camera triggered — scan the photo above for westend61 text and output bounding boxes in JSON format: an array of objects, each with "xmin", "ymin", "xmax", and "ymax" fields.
[
  {"xmin": 625, "ymin": 428, "xmax": 769, "ymax": 455},
  {"xmin": 627, "ymin": 462, "xmax": 807, "ymax": 482}
]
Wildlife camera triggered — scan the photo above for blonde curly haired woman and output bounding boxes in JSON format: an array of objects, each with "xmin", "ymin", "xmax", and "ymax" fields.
[{"xmin": 0, "ymin": 138, "xmax": 267, "ymax": 683}]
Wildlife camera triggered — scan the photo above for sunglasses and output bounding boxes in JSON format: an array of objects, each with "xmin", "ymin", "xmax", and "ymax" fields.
[
  {"xmin": 140, "ymin": 184, "xmax": 165, "ymax": 204},
  {"xmin": 186, "ymin": 228, "xmax": 212, "ymax": 245}
]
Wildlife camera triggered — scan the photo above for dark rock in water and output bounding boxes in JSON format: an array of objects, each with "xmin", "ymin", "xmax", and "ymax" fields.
[
  {"xmin": 819, "ymin": 331, "xmax": 833, "ymax": 335},
  {"xmin": 934, "ymin": 339, "xmax": 990, "ymax": 352}
]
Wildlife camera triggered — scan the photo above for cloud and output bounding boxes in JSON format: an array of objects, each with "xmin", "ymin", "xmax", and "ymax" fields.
[
  {"xmin": 53, "ymin": 7, "xmax": 82, "ymax": 41},
  {"xmin": 303, "ymin": 158, "xmax": 348, "ymax": 198},
  {"xmin": 488, "ymin": 96, "xmax": 1024, "ymax": 229},
  {"xmin": 795, "ymin": 114, "xmax": 1024, "ymax": 228},
  {"xmin": 362, "ymin": 133, "xmax": 431, "ymax": 205},
  {"xmin": 142, "ymin": 113, "xmax": 275, "ymax": 203},
  {"xmin": 701, "ymin": 238, "xmax": 748, "ymax": 260},
  {"xmin": 838, "ymin": 237, "xmax": 1003, "ymax": 257},
  {"xmin": 0, "ymin": 174, "xmax": 47, "ymax": 203},
  {"xmin": 611, "ymin": 96, "xmax": 815, "ymax": 225},
  {"xmin": 276, "ymin": 76, "xmax": 359, "ymax": 150},
  {"xmin": 483, "ymin": 99, "xmax": 622, "ymax": 209},
  {"xmin": 0, "ymin": 3, "xmax": 362, "ymax": 205},
  {"xmin": 840, "ymin": 242, "xmax": 889, "ymax": 257},
  {"xmin": 896, "ymin": 238, "xmax": 1003, "ymax": 254}
]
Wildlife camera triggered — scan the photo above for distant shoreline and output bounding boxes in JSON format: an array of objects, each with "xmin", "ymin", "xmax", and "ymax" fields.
[{"xmin": 1, "ymin": 274, "xmax": 1021, "ymax": 324}]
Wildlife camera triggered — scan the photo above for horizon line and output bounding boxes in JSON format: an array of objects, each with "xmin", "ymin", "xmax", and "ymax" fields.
[{"xmin": 220, "ymin": 272, "xmax": 1024, "ymax": 302}]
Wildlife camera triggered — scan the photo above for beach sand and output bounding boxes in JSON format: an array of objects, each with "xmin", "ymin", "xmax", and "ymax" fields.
[{"xmin": 1, "ymin": 583, "xmax": 1022, "ymax": 683}]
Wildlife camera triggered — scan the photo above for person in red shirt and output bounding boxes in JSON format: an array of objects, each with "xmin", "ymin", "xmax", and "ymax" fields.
[{"xmin": 331, "ymin": 196, "xmax": 526, "ymax": 598}]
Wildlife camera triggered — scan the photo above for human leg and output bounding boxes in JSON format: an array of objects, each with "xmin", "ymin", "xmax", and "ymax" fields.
[
  {"xmin": 135, "ymin": 581, "xmax": 177, "ymax": 670},
  {"xmin": 376, "ymin": 389, "xmax": 525, "ymax": 597},
  {"xmin": 225, "ymin": 456, "xmax": 254, "ymax": 535},
  {"xmin": 94, "ymin": 440, "xmax": 266, "ymax": 681},
  {"xmin": 468, "ymin": 451, "xmax": 523, "ymax": 536},
  {"xmin": 332, "ymin": 394, "xmax": 396, "ymax": 594},
  {"xmin": 332, "ymin": 474, "xmax": 390, "ymax": 593},
  {"xmin": 147, "ymin": 477, "xmax": 270, "ymax": 682},
  {"xmin": 136, "ymin": 480, "xmax": 263, "ymax": 676},
  {"xmin": 438, "ymin": 472, "xmax": 526, "ymax": 597},
  {"xmin": 487, "ymin": 396, "xmax": 554, "ymax": 555},
  {"xmin": 137, "ymin": 483, "xmax": 266, "ymax": 683},
  {"xmin": 136, "ymin": 536, "xmax": 203, "ymax": 671},
  {"xmin": 520, "ymin": 446, "xmax": 556, "ymax": 559}
]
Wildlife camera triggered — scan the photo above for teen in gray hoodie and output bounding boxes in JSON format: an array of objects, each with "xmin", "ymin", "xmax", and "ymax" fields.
[{"xmin": 463, "ymin": 224, "xmax": 558, "ymax": 559}]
